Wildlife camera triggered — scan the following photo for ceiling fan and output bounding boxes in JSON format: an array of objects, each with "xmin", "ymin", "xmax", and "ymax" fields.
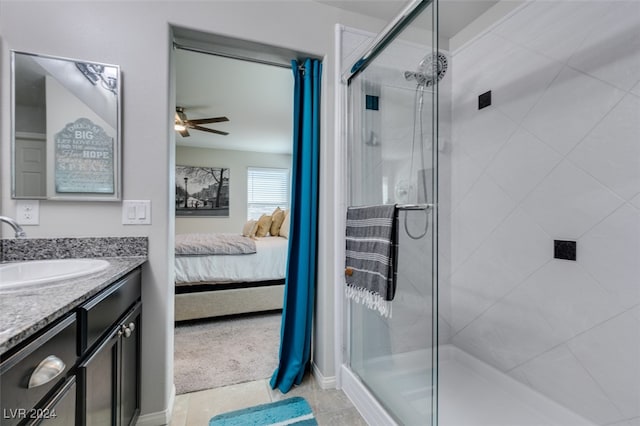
[{"xmin": 175, "ymin": 106, "xmax": 229, "ymax": 137}]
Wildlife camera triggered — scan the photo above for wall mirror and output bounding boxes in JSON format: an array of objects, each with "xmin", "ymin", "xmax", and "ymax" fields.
[{"xmin": 11, "ymin": 51, "xmax": 121, "ymax": 201}]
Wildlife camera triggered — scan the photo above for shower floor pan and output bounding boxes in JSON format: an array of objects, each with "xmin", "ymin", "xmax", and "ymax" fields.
[{"xmin": 354, "ymin": 344, "xmax": 595, "ymax": 426}]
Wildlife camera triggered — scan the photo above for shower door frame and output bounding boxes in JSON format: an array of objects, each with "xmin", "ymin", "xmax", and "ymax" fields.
[{"xmin": 333, "ymin": 0, "xmax": 440, "ymax": 424}]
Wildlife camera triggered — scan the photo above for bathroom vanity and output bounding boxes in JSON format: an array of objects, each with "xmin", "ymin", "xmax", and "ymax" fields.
[{"xmin": 0, "ymin": 255, "xmax": 145, "ymax": 426}]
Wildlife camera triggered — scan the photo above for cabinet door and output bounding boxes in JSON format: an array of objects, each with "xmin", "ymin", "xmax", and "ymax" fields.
[
  {"xmin": 119, "ymin": 303, "xmax": 141, "ymax": 426},
  {"xmin": 27, "ymin": 376, "xmax": 77, "ymax": 426},
  {"xmin": 78, "ymin": 329, "xmax": 118, "ymax": 426}
]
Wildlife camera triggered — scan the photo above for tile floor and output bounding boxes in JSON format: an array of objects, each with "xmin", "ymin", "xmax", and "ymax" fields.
[{"xmin": 170, "ymin": 374, "xmax": 367, "ymax": 425}]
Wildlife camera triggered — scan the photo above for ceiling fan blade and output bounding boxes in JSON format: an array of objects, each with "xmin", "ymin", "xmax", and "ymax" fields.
[
  {"xmin": 179, "ymin": 128, "xmax": 190, "ymax": 137},
  {"xmin": 192, "ymin": 125, "xmax": 229, "ymax": 136},
  {"xmin": 187, "ymin": 116, "xmax": 229, "ymax": 125}
]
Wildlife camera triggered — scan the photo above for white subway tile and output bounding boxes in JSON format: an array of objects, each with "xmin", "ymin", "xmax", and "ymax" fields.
[
  {"xmin": 481, "ymin": 207, "xmax": 552, "ymax": 282},
  {"xmin": 579, "ymin": 204, "xmax": 640, "ymax": 309},
  {"xmin": 454, "ymin": 260, "xmax": 625, "ymax": 371},
  {"xmin": 454, "ymin": 107, "xmax": 518, "ymax": 170},
  {"xmin": 568, "ymin": 2, "xmax": 640, "ymax": 91},
  {"xmin": 511, "ymin": 345, "xmax": 623, "ymax": 425},
  {"xmin": 450, "ymin": 241, "xmax": 525, "ymax": 332},
  {"xmin": 492, "ymin": 1, "xmax": 611, "ymax": 63},
  {"xmin": 568, "ymin": 307, "xmax": 640, "ymax": 420},
  {"xmin": 631, "ymin": 80, "xmax": 640, "ymax": 97},
  {"xmin": 522, "ymin": 160, "xmax": 624, "ymax": 238},
  {"xmin": 513, "ymin": 261, "xmax": 625, "ymax": 339},
  {"xmin": 452, "ymin": 297, "xmax": 565, "ymax": 371},
  {"xmin": 491, "ymin": 43, "xmax": 564, "ymax": 123},
  {"xmin": 452, "ymin": 175, "xmax": 517, "ymax": 261},
  {"xmin": 486, "ymin": 128, "xmax": 562, "ymax": 203},
  {"xmin": 522, "ymin": 67, "xmax": 626, "ymax": 156},
  {"xmin": 569, "ymin": 94, "xmax": 640, "ymax": 202},
  {"xmin": 450, "ymin": 146, "xmax": 484, "ymax": 208}
]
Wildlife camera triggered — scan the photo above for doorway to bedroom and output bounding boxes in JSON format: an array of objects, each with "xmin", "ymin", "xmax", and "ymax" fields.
[{"xmin": 171, "ymin": 31, "xmax": 296, "ymax": 396}]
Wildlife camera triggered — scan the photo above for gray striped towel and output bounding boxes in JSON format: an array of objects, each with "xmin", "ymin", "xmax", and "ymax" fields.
[{"xmin": 345, "ymin": 204, "xmax": 397, "ymax": 318}]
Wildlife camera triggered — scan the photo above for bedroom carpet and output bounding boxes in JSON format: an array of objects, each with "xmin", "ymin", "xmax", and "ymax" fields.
[{"xmin": 174, "ymin": 312, "xmax": 281, "ymax": 395}]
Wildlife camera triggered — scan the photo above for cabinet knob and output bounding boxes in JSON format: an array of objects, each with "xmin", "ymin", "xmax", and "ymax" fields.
[
  {"xmin": 28, "ymin": 355, "xmax": 66, "ymax": 388},
  {"xmin": 120, "ymin": 322, "xmax": 135, "ymax": 338}
]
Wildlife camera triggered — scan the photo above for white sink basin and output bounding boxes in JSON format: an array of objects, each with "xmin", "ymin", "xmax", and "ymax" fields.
[{"xmin": 0, "ymin": 259, "xmax": 110, "ymax": 290}]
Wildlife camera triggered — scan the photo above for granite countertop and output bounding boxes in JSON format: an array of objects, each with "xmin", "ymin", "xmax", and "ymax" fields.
[{"xmin": 0, "ymin": 256, "xmax": 146, "ymax": 354}]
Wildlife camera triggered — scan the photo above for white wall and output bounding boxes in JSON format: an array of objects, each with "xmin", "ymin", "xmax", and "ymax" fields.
[
  {"xmin": 449, "ymin": 1, "xmax": 640, "ymax": 424},
  {"xmin": 0, "ymin": 1, "xmax": 393, "ymax": 422},
  {"xmin": 175, "ymin": 146, "xmax": 291, "ymax": 235},
  {"xmin": 15, "ymin": 105, "xmax": 46, "ymax": 133}
]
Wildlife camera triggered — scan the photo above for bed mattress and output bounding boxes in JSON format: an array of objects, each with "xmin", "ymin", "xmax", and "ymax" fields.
[{"xmin": 175, "ymin": 236, "xmax": 288, "ymax": 284}]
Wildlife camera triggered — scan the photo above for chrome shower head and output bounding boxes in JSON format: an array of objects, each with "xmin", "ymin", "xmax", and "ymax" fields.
[{"xmin": 404, "ymin": 52, "xmax": 448, "ymax": 87}]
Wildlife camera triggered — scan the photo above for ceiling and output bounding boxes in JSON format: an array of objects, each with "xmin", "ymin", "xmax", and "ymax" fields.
[
  {"xmin": 314, "ymin": 0, "xmax": 499, "ymax": 39},
  {"xmin": 174, "ymin": 1, "xmax": 499, "ymax": 154},
  {"xmin": 175, "ymin": 49, "xmax": 293, "ymax": 154}
]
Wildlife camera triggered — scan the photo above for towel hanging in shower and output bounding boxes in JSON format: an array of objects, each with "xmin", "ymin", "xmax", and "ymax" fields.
[{"xmin": 345, "ymin": 204, "xmax": 398, "ymax": 318}]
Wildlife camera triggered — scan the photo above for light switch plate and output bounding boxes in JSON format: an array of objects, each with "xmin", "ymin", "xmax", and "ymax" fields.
[
  {"xmin": 16, "ymin": 200, "xmax": 39, "ymax": 225},
  {"xmin": 122, "ymin": 200, "xmax": 151, "ymax": 225}
]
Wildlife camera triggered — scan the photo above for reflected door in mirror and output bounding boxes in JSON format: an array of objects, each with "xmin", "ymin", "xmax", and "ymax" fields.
[{"xmin": 15, "ymin": 132, "xmax": 46, "ymax": 198}]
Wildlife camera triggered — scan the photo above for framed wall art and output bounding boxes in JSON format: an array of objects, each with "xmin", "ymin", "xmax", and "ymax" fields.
[{"xmin": 176, "ymin": 165, "xmax": 229, "ymax": 217}]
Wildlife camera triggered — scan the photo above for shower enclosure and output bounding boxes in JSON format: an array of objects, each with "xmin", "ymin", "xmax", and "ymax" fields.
[
  {"xmin": 340, "ymin": 0, "xmax": 639, "ymax": 425},
  {"xmin": 341, "ymin": 1, "xmax": 440, "ymax": 424}
]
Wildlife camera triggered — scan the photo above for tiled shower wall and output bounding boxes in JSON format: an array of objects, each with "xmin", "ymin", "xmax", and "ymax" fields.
[{"xmin": 447, "ymin": 1, "xmax": 640, "ymax": 425}]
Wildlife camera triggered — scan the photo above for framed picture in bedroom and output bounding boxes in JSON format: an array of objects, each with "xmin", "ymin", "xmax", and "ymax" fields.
[{"xmin": 175, "ymin": 165, "xmax": 230, "ymax": 217}]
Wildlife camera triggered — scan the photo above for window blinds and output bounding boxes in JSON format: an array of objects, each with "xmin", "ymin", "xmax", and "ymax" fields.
[{"xmin": 247, "ymin": 167, "xmax": 290, "ymax": 220}]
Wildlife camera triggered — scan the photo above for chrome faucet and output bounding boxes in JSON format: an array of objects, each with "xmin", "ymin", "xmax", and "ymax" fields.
[{"xmin": 0, "ymin": 216, "xmax": 27, "ymax": 238}]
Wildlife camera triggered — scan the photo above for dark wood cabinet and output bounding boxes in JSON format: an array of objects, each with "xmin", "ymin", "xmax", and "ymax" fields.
[
  {"xmin": 0, "ymin": 315, "xmax": 77, "ymax": 426},
  {"xmin": 29, "ymin": 376, "xmax": 77, "ymax": 426},
  {"xmin": 78, "ymin": 329, "xmax": 118, "ymax": 426},
  {"xmin": 78, "ymin": 270, "xmax": 141, "ymax": 426},
  {"xmin": 78, "ymin": 302, "xmax": 141, "ymax": 426},
  {"xmin": 118, "ymin": 304, "xmax": 141, "ymax": 426},
  {"xmin": 0, "ymin": 267, "xmax": 142, "ymax": 426}
]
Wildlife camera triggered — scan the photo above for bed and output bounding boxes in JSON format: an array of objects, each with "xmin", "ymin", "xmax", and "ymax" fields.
[{"xmin": 174, "ymin": 234, "xmax": 288, "ymax": 321}]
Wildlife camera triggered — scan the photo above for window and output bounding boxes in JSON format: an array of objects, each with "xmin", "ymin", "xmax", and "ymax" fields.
[{"xmin": 247, "ymin": 167, "xmax": 290, "ymax": 220}]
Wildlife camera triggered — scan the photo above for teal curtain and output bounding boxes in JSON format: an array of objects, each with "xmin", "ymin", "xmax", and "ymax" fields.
[{"xmin": 270, "ymin": 58, "xmax": 322, "ymax": 393}]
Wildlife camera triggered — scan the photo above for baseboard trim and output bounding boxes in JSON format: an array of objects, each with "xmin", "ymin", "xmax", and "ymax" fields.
[
  {"xmin": 136, "ymin": 384, "xmax": 176, "ymax": 426},
  {"xmin": 312, "ymin": 362, "xmax": 337, "ymax": 389}
]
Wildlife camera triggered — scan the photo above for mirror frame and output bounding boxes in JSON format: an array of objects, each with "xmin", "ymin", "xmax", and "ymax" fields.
[{"xmin": 11, "ymin": 50, "xmax": 122, "ymax": 201}]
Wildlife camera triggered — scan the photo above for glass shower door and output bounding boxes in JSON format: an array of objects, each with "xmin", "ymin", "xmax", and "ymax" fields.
[{"xmin": 345, "ymin": 1, "xmax": 439, "ymax": 424}]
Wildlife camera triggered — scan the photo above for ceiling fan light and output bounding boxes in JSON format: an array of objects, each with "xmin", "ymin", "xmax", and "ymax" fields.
[{"xmin": 174, "ymin": 123, "xmax": 186, "ymax": 131}]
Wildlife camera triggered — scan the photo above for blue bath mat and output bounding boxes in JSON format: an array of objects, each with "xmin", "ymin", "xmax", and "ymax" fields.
[{"xmin": 209, "ymin": 397, "xmax": 317, "ymax": 425}]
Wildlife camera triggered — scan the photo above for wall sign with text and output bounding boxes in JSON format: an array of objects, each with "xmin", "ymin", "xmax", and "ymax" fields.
[{"xmin": 55, "ymin": 117, "xmax": 114, "ymax": 194}]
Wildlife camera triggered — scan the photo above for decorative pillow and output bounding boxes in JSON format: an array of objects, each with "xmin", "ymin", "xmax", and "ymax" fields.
[
  {"xmin": 242, "ymin": 220, "xmax": 258, "ymax": 238},
  {"xmin": 270, "ymin": 207, "xmax": 286, "ymax": 236},
  {"xmin": 279, "ymin": 210, "xmax": 291, "ymax": 239},
  {"xmin": 255, "ymin": 214, "xmax": 272, "ymax": 237}
]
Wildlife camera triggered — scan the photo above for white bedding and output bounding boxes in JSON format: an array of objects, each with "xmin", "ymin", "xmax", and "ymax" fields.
[{"xmin": 175, "ymin": 236, "xmax": 288, "ymax": 284}]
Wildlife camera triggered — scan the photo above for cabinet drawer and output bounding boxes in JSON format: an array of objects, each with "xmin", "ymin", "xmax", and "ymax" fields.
[
  {"xmin": 79, "ymin": 269, "xmax": 140, "ymax": 354},
  {"xmin": 0, "ymin": 315, "xmax": 77, "ymax": 426}
]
